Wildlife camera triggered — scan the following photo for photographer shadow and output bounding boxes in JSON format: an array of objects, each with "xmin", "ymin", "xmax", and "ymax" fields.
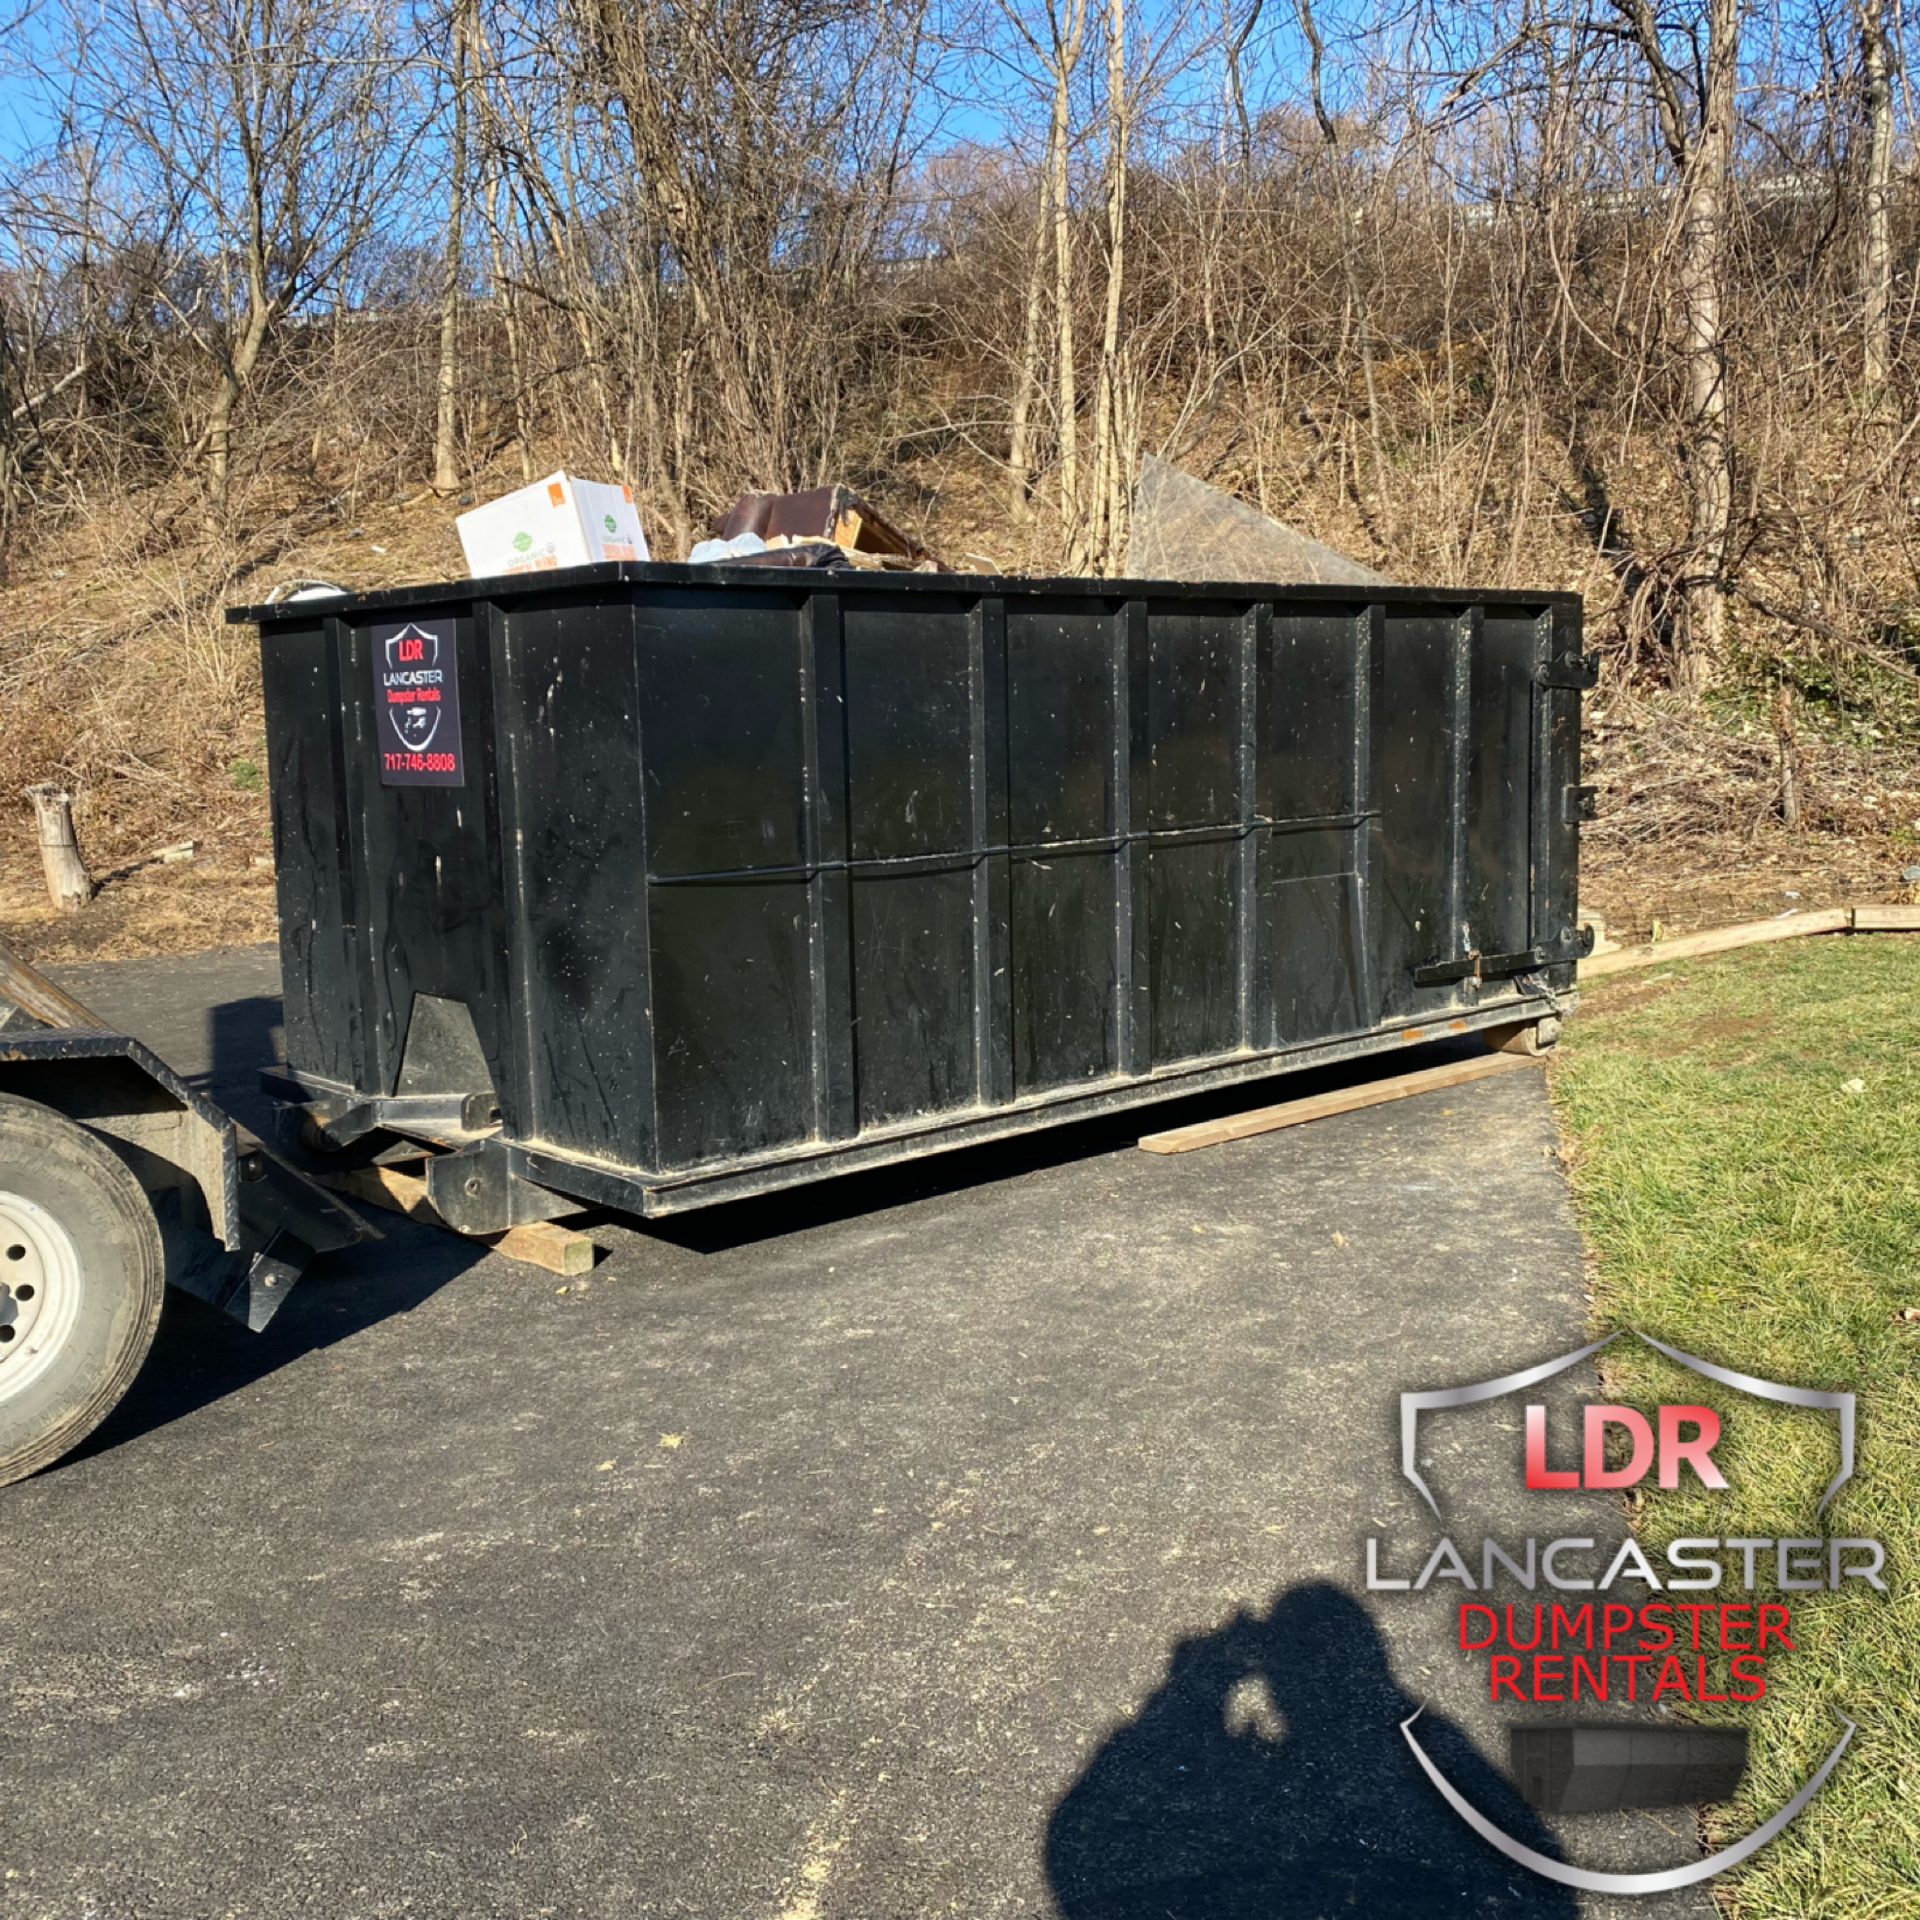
[{"xmin": 1046, "ymin": 1582, "xmax": 1574, "ymax": 1920}]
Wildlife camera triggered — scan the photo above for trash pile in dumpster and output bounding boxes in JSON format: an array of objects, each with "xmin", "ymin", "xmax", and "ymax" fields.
[
  {"xmin": 454, "ymin": 471, "xmax": 946, "ymax": 577},
  {"xmin": 446, "ymin": 456, "xmax": 1391, "ymax": 584},
  {"xmin": 689, "ymin": 484, "xmax": 943, "ymax": 571}
]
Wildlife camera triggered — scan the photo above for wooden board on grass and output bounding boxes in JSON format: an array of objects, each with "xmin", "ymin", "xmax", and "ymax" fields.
[
  {"xmin": 1136, "ymin": 1051, "xmax": 1541, "ymax": 1155},
  {"xmin": 1578, "ymin": 908, "xmax": 1850, "ymax": 977}
]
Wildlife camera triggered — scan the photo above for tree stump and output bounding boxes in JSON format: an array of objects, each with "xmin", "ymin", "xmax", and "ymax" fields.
[{"xmin": 23, "ymin": 785, "xmax": 93, "ymax": 913}]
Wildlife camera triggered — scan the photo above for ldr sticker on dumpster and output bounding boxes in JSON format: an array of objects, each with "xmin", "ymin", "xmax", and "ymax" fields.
[{"xmin": 373, "ymin": 618, "xmax": 464, "ymax": 787}]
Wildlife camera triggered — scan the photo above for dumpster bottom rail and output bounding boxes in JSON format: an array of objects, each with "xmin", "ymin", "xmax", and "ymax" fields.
[{"xmin": 268, "ymin": 993, "xmax": 1571, "ymax": 1224}]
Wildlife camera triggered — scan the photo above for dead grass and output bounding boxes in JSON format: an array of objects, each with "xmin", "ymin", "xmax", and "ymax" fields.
[
  {"xmin": 5, "ymin": 444, "xmax": 1919, "ymax": 966},
  {"xmin": 0, "ymin": 865, "xmax": 279, "ymax": 966},
  {"xmin": 0, "ymin": 478, "xmax": 465, "ymax": 961}
]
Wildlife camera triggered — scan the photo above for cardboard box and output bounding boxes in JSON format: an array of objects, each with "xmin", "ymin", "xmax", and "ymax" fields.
[{"xmin": 456, "ymin": 472, "xmax": 651, "ymax": 577}]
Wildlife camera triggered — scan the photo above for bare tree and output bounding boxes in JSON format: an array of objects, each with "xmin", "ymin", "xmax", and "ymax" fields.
[
  {"xmin": 1294, "ymin": 0, "xmax": 1395, "ymax": 551},
  {"xmin": 1006, "ymin": 160, "xmax": 1054, "ymax": 525},
  {"xmin": 1859, "ymin": 0, "xmax": 1896, "ymax": 392},
  {"xmin": 1080, "ymin": 0, "xmax": 1133, "ymax": 572},
  {"xmin": 41, "ymin": 0, "xmax": 412, "ymax": 507},
  {"xmin": 1610, "ymin": 0, "xmax": 1742, "ymax": 691},
  {"xmin": 432, "ymin": 0, "xmax": 475, "ymax": 495}
]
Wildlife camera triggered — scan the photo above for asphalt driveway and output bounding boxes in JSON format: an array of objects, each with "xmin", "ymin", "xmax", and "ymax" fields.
[{"xmin": 0, "ymin": 947, "xmax": 1710, "ymax": 1919}]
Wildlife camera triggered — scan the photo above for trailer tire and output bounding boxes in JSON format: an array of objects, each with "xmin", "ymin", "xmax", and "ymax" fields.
[{"xmin": 0, "ymin": 1093, "xmax": 165, "ymax": 1487}]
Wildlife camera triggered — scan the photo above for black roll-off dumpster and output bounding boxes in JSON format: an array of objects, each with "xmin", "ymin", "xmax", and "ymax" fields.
[{"xmin": 229, "ymin": 564, "xmax": 1590, "ymax": 1234}]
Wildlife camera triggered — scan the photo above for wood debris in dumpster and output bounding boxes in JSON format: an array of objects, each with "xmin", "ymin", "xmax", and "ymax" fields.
[{"xmin": 689, "ymin": 483, "xmax": 944, "ymax": 570}]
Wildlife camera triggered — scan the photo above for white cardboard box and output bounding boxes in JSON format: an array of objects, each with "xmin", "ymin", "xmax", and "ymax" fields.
[{"xmin": 456, "ymin": 472, "xmax": 650, "ymax": 577}]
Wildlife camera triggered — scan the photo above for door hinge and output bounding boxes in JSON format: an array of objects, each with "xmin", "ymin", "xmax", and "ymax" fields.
[
  {"xmin": 1562, "ymin": 783, "xmax": 1599, "ymax": 824},
  {"xmin": 1535, "ymin": 650, "xmax": 1599, "ymax": 690}
]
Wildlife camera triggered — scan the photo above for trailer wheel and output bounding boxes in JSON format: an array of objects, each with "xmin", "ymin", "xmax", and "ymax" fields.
[{"xmin": 0, "ymin": 1093, "xmax": 165, "ymax": 1487}]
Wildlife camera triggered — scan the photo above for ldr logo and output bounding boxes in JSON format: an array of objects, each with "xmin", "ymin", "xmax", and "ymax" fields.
[
  {"xmin": 395, "ymin": 634, "xmax": 427, "ymax": 663},
  {"xmin": 1524, "ymin": 1402, "xmax": 1727, "ymax": 1492},
  {"xmin": 1400, "ymin": 1327, "xmax": 1854, "ymax": 1523}
]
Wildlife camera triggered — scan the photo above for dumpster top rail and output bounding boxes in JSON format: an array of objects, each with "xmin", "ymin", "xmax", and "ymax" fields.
[{"xmin": 229, "ymin": 560, "xmax": 1580, "ymax": 626}]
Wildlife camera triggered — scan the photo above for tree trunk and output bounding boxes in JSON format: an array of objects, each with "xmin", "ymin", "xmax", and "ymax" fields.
[
  {"xmin": 1613, "ymin": 0, "xmax": 1740, "ymax": 693},
  {"xmin": 1295, "ymin": 0, "xmax": 1393, "ymax": 552},
  {"xmin": 432, "ymin": 0, "xmax": 472, "ymax": 495},
  {"xmin": 1081, "ymin": 0, "xmax": 1130, "ymax": 573},
  {"xmin": 1048, "ymin": 13, "xmax": 1086, "ymax": 550},
  {"xmin": 1672, "ymin": 0, "xmax": 1738, "ymax": 695},
  {"xmin": 1861, "ymin": 0, "xmax": 1895, "ymax": 393},
  {"xmin": 1774, "ymin": 687, "xmax": 1803, "ymax": 828},
  {"xmin": 206, "ymin": 291, "xmax": 273, "ymax": 510},
  {"xmin": 24, "ymin": 785, "xmax": 92, "ymax": 914},
  {"xmin": 1007, "ymin": 152, "xmax": 1054, "ymax": 527},
  {"xmin": 483, "ymin": 171, "xmax": 534, "ymax": 484}
]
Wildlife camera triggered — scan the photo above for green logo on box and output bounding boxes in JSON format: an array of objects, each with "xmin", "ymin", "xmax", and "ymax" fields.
[
  {"xmin": 603, "ymin": 513, "xmax": 617, "ymax": 533},
  {"xmin": 512, "ymin": 530, "xmax": 532, "ymax": 552}
]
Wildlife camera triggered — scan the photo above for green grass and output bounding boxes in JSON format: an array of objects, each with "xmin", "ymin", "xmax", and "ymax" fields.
[{"xmin": 1552, "ymin": 935, "xmax": 1920, "ymax": 1917}]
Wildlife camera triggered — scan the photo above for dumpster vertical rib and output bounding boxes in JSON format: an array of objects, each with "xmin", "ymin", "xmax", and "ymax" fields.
[
  {"xmin": 1232, "ymin": 602, "xmax": 1263, "ymax": 1050},
  {"xmin": 622, "ymin": 595, "xmax": 660, "ymax": 1168},
  {"xmin": 1443, "ymin": 606, "xmax": 1478, "ymax": 961},
  {"xmin": 1250, "ymin": 599, "xmax": 1276, "ymax": 1050},
  {"xmin": 483, "ymin": 594, "xmax": 534, "ymax": 1139},
  {"xmin": 472, "ymin": 598, "xmax": 519, "ymax": 1123},
  {"xmin": 1528, "ymin": 607, "xmax": 1555, "ymax": 962},
  {"xmin": 972, "ymin": 594, "xmax": 1014, "ymax": 1107},
  {"xmin": 335, "ymin": 614, "xmax": 390, "ymax": 1092},
  {"xmin": 1115, "ymin": 597, "xmax": 1152, "ymax": 1075},
  {"xmin": 802, "ymin": 591, "xmax": 858, "ymax": 1141},
  {"xmin": 327, "ymin": 609, "xmax": 370, "ymax": 1089},
  {"xmin": 1355, "ymin": 603, "xmax": 1381, "ymax": 1027},
  {"xmin": 1539, "ymin": 598, "xmax": 1583, "ymax": 971}
]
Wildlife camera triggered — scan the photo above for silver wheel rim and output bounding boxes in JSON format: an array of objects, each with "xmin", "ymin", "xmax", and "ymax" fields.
[{"xmin": 0, "ymin": 1189, "xmax": 84, "ymax": 1407}]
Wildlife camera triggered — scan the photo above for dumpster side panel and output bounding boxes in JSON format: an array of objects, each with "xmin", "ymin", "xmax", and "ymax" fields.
[
  {"xmin": 842, "ymin": 594, "xmax": 981, "ymax": 1127},
  {"xmin": 1269, "ymin": 606, "xmax": 1371, "ymax": 1048},
  {"xmin": 1010, "ymin": 850, "xmax": 1120, "ymax": 1091},
  {"xmin": 1005, "ymin": 602, "xmax": 1117, "ymax": 846},
  {"xmin": 1144, "ymin": 603, "xmax": 1242, "ymax": 1066},
  {"xmin": 849, "ymin": 869, "xmax": 978, "ymax": 1125},
  {"xmin": 1146, "ymin": 838, "xmax": 1238, "ymax": 1063},
  {"xmin": 638, "ymin": 592, "xmax": 808, "ymax": 876},
  {"xmin": 1145, "ymin": 606, "xmax": 1237, "ymax": 827},
  {"xmin": 842, "ymin": 597, "xmax": 973, "ymax": 862},
  {"xmin": 499, "ymin": 596, "xmax": 655, "ymax": 1162},
  {"xmin": 1469, "ymin": 610, "xmax": 1548, "ymax": 962},
  {"xmin": 1006, "ymin": 601, "xmax": 1123, "ymax": 1094},
  {"xmin": 637, "ymin": 591, "xmax": 815, "ymax": 1166},
  {"xmin": 648, "ymin": 879, "xmax": 813, "ymax": 1163},
  {"xmin": 261, "ymin": 618, "xmax": 361, "ymax": 1089},
  {"xmin": 343, "ymin": 609, "xmax": 517, "ymax": 1105},
  {"xmin": 1371, "ymin": 607, "xmax": 1464, "ymax": 1021}
]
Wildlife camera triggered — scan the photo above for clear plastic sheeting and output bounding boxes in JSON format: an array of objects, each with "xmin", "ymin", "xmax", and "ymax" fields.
[{"xmin": 1126, "ymin": 454, "xmax": 1390, "ymax": 587}]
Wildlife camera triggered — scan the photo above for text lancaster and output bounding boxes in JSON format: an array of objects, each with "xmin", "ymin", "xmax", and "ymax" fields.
[{"xmin": 1365, "ymin": 1535, "xmax": 1888, "ymax": 1593}]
